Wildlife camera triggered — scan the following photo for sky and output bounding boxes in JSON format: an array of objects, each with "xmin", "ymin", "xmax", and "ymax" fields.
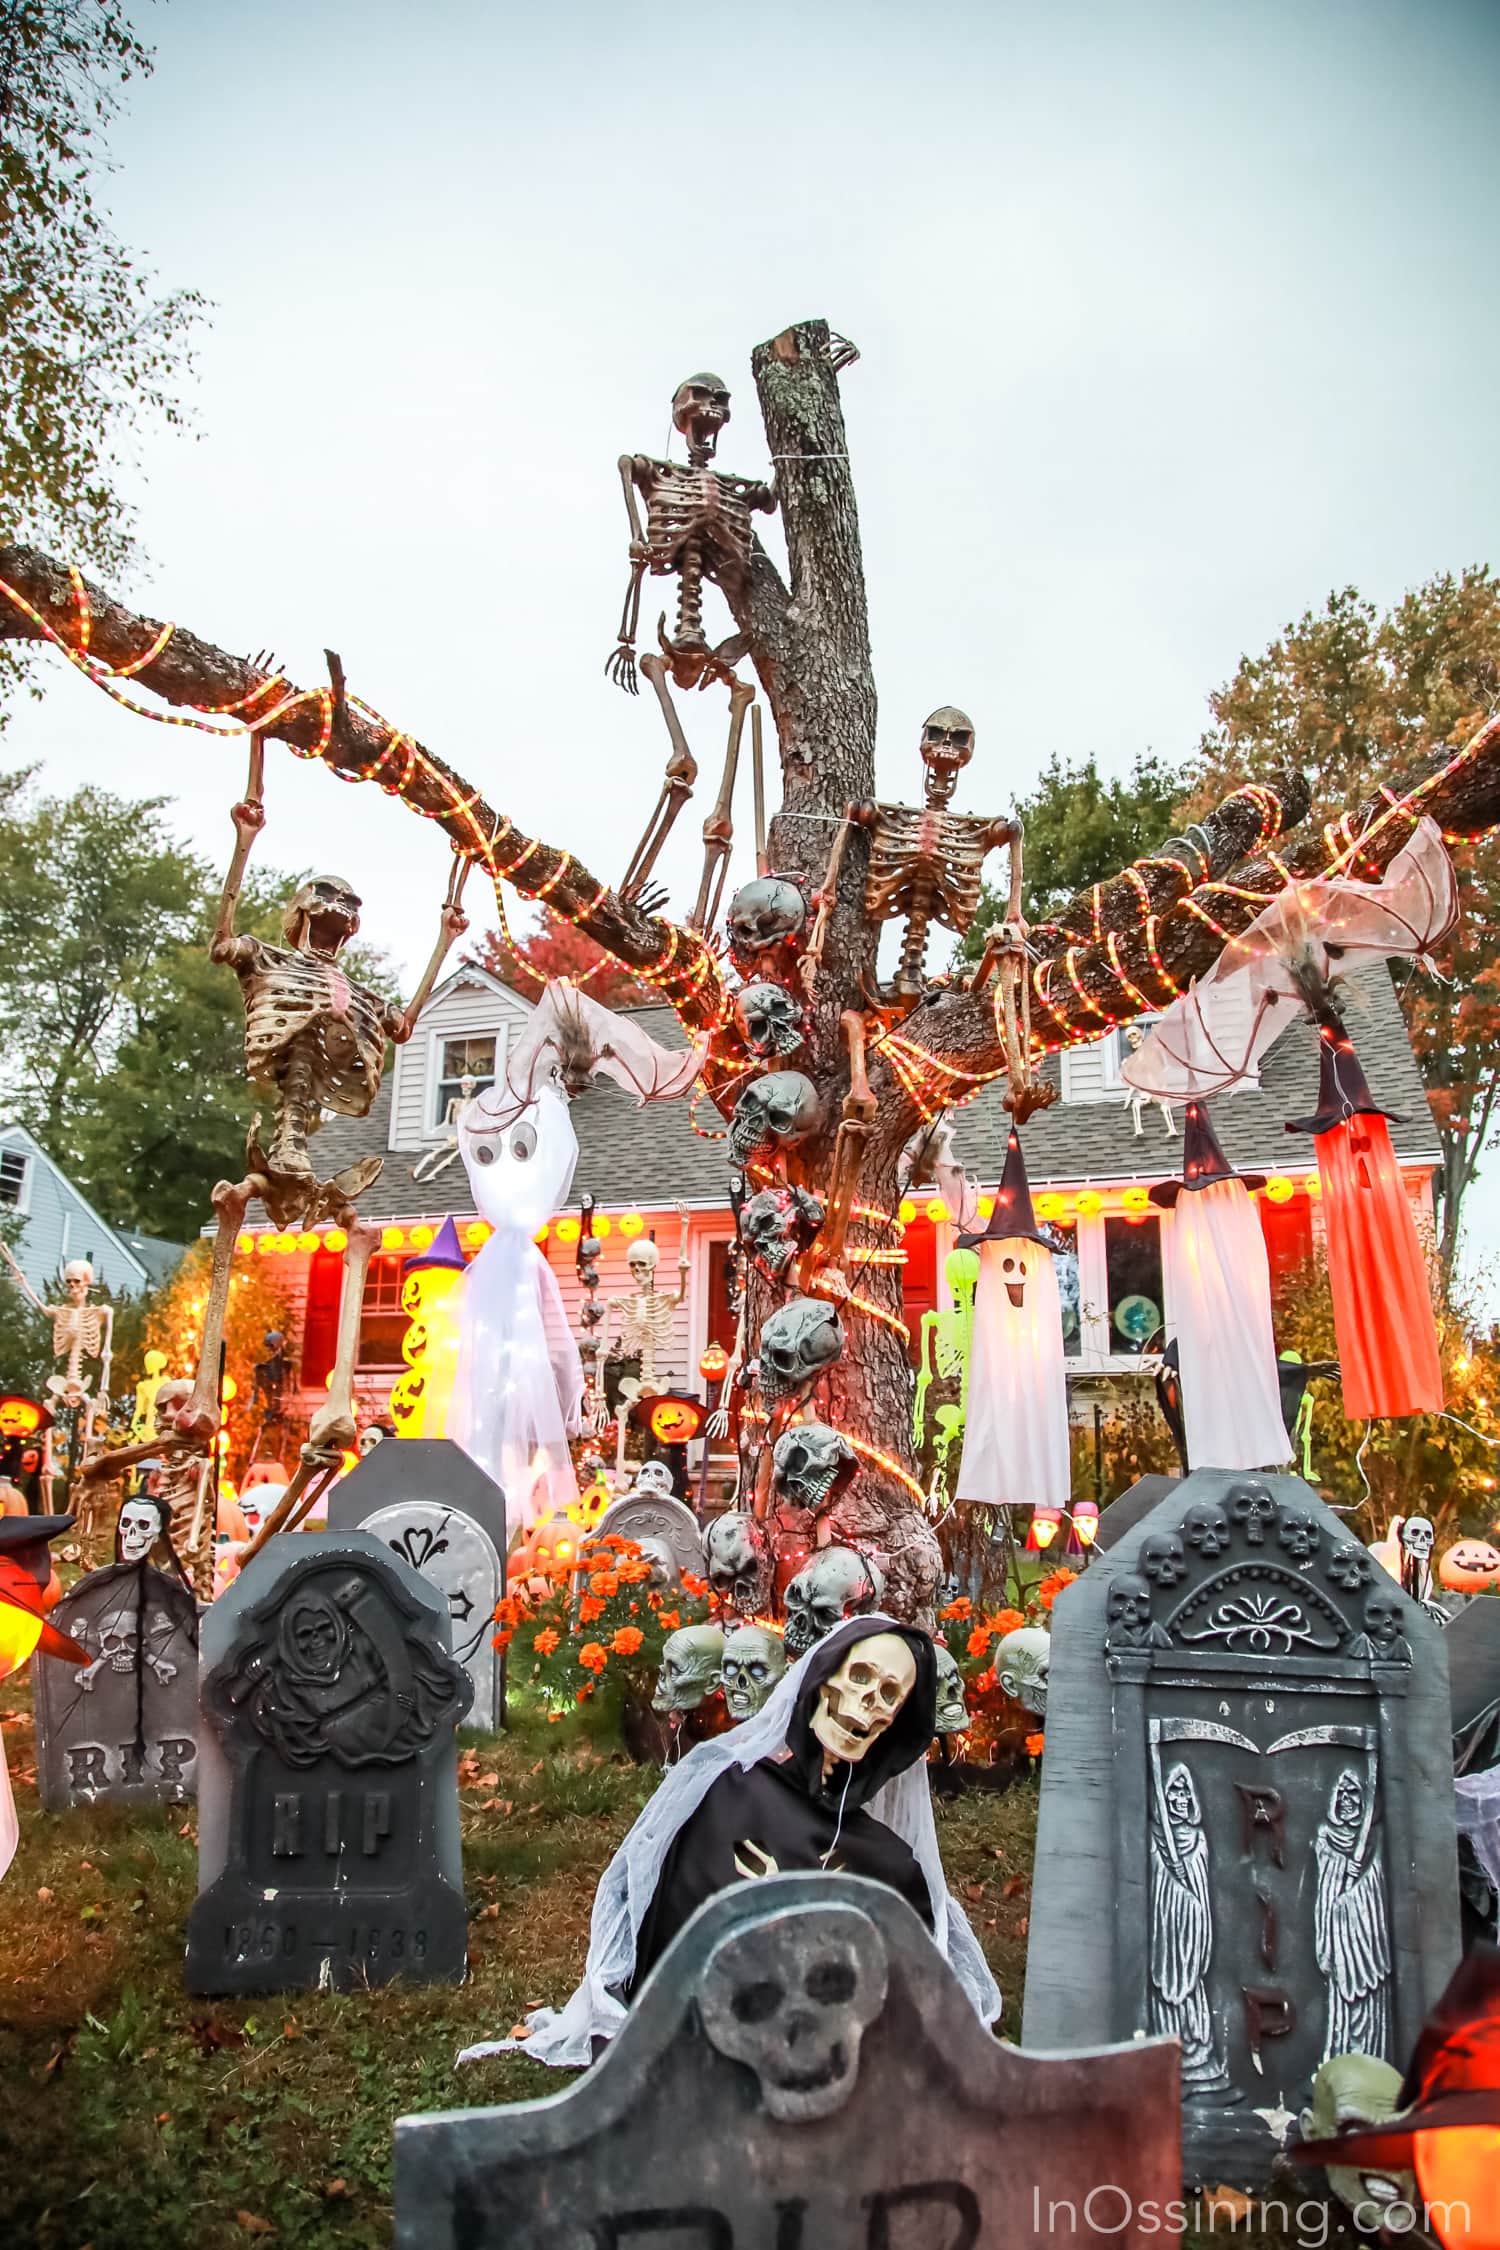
[{"xmin": 7, "ymin": 0, "xmax": 1500, "ymax": 1266}]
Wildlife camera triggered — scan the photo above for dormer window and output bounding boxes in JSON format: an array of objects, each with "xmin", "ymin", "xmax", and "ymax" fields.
[
  {"xmin": 0, "ymin": 1149, "xmax": 27, "ymax": 1207},
  {"xmin": 434, "ymin": 1033, "xmax": 498, "ymax": 1128}
]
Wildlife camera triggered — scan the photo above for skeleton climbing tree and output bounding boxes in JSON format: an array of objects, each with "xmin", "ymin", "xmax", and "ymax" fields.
[{"xmin": 4, "ymin": 316, "xmax": 1500, "ymax": 1623}]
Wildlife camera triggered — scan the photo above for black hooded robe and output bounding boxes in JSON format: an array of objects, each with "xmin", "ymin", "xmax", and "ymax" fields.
[{"xmin": 630, "ymin": 1620, "xmax": 937, "ymax": 1994}]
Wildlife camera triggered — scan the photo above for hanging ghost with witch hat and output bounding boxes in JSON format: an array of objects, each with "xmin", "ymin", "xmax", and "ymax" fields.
[
  {"xmin": 1149, "ymin": 1102, "xmax": 1293, "ymax": 1472},
  {"xmin": 954, "ymin": 1129, "xmax": 1071, "ymax": 1521},
  {"xmin": 1286, "ymin": 1013, "xmax": 1443, "ymax": 1422}
]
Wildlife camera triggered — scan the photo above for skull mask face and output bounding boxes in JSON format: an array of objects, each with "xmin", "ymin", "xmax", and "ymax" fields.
[
  {"xmin": 629, "ymin": 1460, "xmax": 676, "ymax": 1501},
  {"xmin": 919, "ymin": 705, "xmax": 975, "ymax": 808},
  {"xmin": 758, "ymin": 1298, "xmax": 843, "ymax": 1410},
  {"xmin": 702, "ymin": 1510, "xmax": 771, "ymax": 1614},
  {"xmin": 671, "ymin": 371, "xmax": 730, "ymax": 457},
  {"xmin": 727, "ymin": 877, "xmax": 808, "ymax": 976},
  {"xmin": 63, "ymin": 1259, "xmax": 94, "ymax": 1304},
  {"xmin": 734, "ymin": 981, "xmax": 806, "ymax": 1060},
  {"xmin": 932, "ymin": 1642, "xmax": 968, "ymax": 1733},
  {"xmin": 284, "ymin": 874, "xmax": 362, "ymax": 959},
  {"xmin": 728, "ymin": 1072, "xmax": 820, "ymax": 1168},
  {"xmin": 782, "ymin": 1547, "xmax": 883, "ymax": 1659},
  {"xmin": 994, "ymin": 1626, "xmax": 1050, "ymax": 1715},
  {"xmin": 117, "ymin": 1497, "xmax": 163, "ymax": 1566},
  {"xmin": 1400, "ymin": 1516, "xmax": 1435, "ymax": 1562},
  {"xmin": 772, "ymin": 1423, "xmax": 858, "ymax": 1518},
  {"xmin": 651, "ymin": 1624, "xmax": 726, "ymax": 1713},
  {"xmin": 718, "ymin": 1624, "xmax": 787, "ymax": 1721},
  {"xmin": 699, "ymin": 1903, "xmax": 888, "ymax": 2123},
  {"xmin": 811, "ymin": 1631, "xmax": 916, "ymax": 1765},
  {"xmin": 741, "ymin": 1186, "xmax": 824, "ymax": 1282}
]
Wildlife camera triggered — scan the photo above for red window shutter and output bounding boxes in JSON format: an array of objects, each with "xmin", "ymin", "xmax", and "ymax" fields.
[{"xmin": 300, "ymin": 1249, "xmax": 343, "ymax": 1389}]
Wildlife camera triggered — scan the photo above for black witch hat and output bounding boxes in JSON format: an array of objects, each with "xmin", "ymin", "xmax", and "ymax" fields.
[
  {"xmin": 1286, "ymin": 1012, "xmax": 1403, "ymax": 1138},
  {"xmin": 1149, "ymin": 1101, "xmax": 1265, "ymax": 1208},
  {"xmin": 0, "ymin": 1512, "xmax": 76, "ymax": 1583},
  {"xmin": 956, "ymin": 1129, "xmax": 1055, "ymax": 1252}
]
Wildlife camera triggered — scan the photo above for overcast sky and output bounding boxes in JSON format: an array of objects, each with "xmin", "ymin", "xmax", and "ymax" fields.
[{"xmin": 8, "ymin": 0, "xmax": 1499, "ymax": 1269}]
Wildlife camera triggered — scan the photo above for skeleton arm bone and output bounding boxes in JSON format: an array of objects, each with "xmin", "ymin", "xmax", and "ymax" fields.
[
  {"xmin": 606, "ymin": 456, "xmax": 654, "ymax": 689},
  {"xmin": 211, "ymin": 733, "xmax": 267, "ymax": 964},
  {"xmin": 0, "ymin": 1238, "xmax": 46, "ymax": 1312},
  {"xmin": 671, "ymin": 1201, "xmax": 691, "ymax": 1306},
  {"xmin": 800, "ymin": 803, "xmax": 869, "ymax": 993}
]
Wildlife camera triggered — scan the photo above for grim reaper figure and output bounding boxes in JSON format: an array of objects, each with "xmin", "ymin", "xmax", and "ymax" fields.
[
  {"xmin": 1314, "ymin": 1767, "xmax": 1392, "ymax": 2062},
  {"xmin": 1148, "ymin": 1761, "xmax": 1225, "ymax": 2090}
]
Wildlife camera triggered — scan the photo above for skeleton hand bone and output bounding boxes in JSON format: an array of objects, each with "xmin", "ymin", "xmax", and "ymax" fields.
[
  {"xmin": 605, "ymin": 644, "xmax": 640, "ymax": 695},
  {"xmin": 440, "ymin": 904, "xmax": 469, "ymax": 944}
]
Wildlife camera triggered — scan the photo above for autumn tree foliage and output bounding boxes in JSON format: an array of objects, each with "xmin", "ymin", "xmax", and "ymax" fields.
[{"xmin": 471, "ymin": 907, "xmax": 652, "ymax": 1009}]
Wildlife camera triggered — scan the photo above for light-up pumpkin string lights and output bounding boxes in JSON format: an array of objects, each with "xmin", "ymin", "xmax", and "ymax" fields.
[
  {"xmin": 388, "ymin": 1215, "xmax": 468, "ymax": 1439},
  {"xmin": 0, "ymin": 1516, "xmax": 88, "ymax": 1881}
]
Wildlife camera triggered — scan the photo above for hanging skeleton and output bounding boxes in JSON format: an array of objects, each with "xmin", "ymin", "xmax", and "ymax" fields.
[
  {"xmin": 607, "ymin": 374, "xmax": 776, "ymax": 925},
  {"xmin": 606, "ymin": 1217, "xmax": 692, "ymax": 1473}
]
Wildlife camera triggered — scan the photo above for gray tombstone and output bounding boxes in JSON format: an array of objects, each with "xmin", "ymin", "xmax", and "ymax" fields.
[
  {"xmin": 1095, "ymin": 1473, "xmax": 1181, "ymax": 1553},
  {"xmin": 397, "ymin": 1872, "xmax": 1181, "ymax": 2249},
  {"xmin": 186, "ymin": 1529, "xmax": 473, "ymax": 1996},
  {"xmin": 328, "ymin": 1438, "xmax": 508, "ymax": 1731},
  {"xmin": 593, "ymin": 1490, "xmax": 703, "ymax": 1588},
  {"xmin": 33, "ymin": 1562, "xmax": 199, "ymax": 1809},
  {"xmin": 1023, "ymin": 1468, "xmax": 1461, "ymax": 2189}
]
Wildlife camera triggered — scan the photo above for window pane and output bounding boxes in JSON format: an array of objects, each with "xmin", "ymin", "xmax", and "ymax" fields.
[
  {"xmin": 0, "ymin": 1151, "xmax": 24, "ymax": 1206},
  {"xmin": 1104, "ymin": 1215, "xmax": 1163, "ymax": 1354},
  {"xmin": 435, "ymin": 1033, "xmax": 497, "ymax": 1126},
  {"xmin": 1045, "ymin": 1220, "xmax": 1082, "ymax": 1358},
  {"xmin": 358, "ymin": 1253, "xmax": 408, "ymax": 1368}
]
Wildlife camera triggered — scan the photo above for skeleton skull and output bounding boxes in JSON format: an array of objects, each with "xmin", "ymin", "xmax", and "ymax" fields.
[
  {"xmin": 1277, "ymin": 1507, "xmax": 1321, "ymax": 1565},
  {"xmin": 117, "ymin": 1496, "xmax": 163, "ymax": 1566},
  {"xmin": 627, "ymin": 1238, "xmax": 661, "ymax": 1284},
  {"xmin": 734, "ymin": 981, "xmax": 806, "ymax": 1059},
  {"xmin": 651, "ymin": 1624, "xmax": 726, "ymax": 1713},
  {"xmin": 932, "ymin": 1641, "xmax": 968, "ymax": 1734},
  {"xmin": 698, "ymin": 1903, "xmax": 888, "ymax": 2123},
  {"xmin": 772, "ymin": 1423, "xmax": 858, "ymax": 1517},
  {"xmin": 727, "ymin": 877, "xmax": 808, "ymax": 974},
  {"xmin": 628, "ymin": 1460, "xmax": 676, "ymax": 1502},
  {"xmin": 1361, "ymin": 1591, "xmax": 1409, "ymax": 1656},
  {"xmin": 741, "ymin": 1186, "xmax": 824, "ymax": 1282},
  {"xmin": 63, "ymin": 1259, "xmax": 94, "ymax": 1303},
  {"xmin": 702, "ymin": 1510, "xmax": 771, "ymax": 1614},
  {"xmin": 758, "ymin": 1298, "xmax": 844, "ymax": 1409},
  {"xmin": 1399, "ymin": 1516, "xmax": 1435, "ymax": 1561},
  {"xmin": 1140, "ymin": 1531, "xmax": 1187, "ymax": 1588},
  {"xmin": 994, "ymin": 1625, "xmax": 1051, "ymax": 1715},
  {"xmin": 1182, "ymin": 1501, "xmax": 1231, "ymax": 1557},
  {"xmin": 811, "ymin": 1631, "xmax": 916, "ymax": 1765},
  {"xmin": 919, "ymin": 706, "xmax": 976, "ymax": 807},
  {"xmin": 1105, "ymin": 1572, "xmax": 1155, "ymax": 1648},
  {"xmin": 782, "ymin": 1547, "xmax": 883, "ymax": 1659},
  {"xmin": 718, "ymin": 1624, "xmax": 787, "ymax": 1722},
  {"xmin": 671, "ymin": 371, "xmax": 731, "ymax": 456},
  {"xmin": 727, "ymin": 1072, "xmax": 820, "ymax": 1168},
  {"xmin": 283, "ymin": 873, "xmax": 362, "ymax": 958}
]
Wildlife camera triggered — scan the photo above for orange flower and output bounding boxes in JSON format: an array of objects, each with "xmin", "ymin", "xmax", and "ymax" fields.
[
  {"xmin": 966, "ymin": 1625, "xmax": 992, "ymax": 1658},
  {"xmin": 577, "ymin": 1641, "xmax": 609, "ymax": 1675},
  {"xmin": 589, "ymin": 1572, "xmax": 620, "ymax": 1599},
  {"xmin": 680, "ymin": 1572, "xmax": 708, "ymax": 1598},
  {"xmin": 492, "ymin": 1629, "xmax": 514, "ymax": 1651},
  {"xmin": 532, "ymin": 1627, "xmax": 560, "ymax": 1657},
  {"xmin": 598, "ymin": 1534, "xmax": 631, "ymax": 1553},
  {"xmin": 973, "ymin": 1668, "xmax": 996, "ymax": 1694},
  {"xmin": 658, "ymin": 1608, "xmax": 681, "ymax": 1630},
  {"xmin": 578, "ymin": 1595, "xmax": 605, "ymax": 1624},
  {"xmin": 988, "ymin": 1607, "xmax": 1024, "ymax": 1637},
  {"xmin": 611, "ymin": 1626, "xmax": 644, "ymax": 1656},
  {"xmin": 1025, "ymin": 1731, "xmax": 1046, "ymax": 1758},
  {"xmin": 616, "ymin": 1559, "xmax": 652, "ymax": 1585},
  {"xmin": 940, "ymin": 1596, "xmax": 973, "ymax": 1622},
  {"xmin": 1038, "ymin": 1570, "xmax": 1077, "ymax": 1612}
]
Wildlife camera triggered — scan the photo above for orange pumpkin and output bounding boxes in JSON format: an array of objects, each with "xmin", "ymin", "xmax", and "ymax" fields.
[{"xmin": 1439, "ymin": 1538, "xmax": 1500, "ymax": 1593}]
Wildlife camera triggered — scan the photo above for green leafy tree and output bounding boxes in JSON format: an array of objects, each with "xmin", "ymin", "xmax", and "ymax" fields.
[
  {"xmin": 0, "ymin": 768, "xmax": 395, "ymax": 1242},
  {"xmin": 962, "ymin": 748, "xmax": 1182, "ymax": 959},
  {"xmin": 1185, "ymin": 570, "xmax": 1500, "ymax": 1270}
]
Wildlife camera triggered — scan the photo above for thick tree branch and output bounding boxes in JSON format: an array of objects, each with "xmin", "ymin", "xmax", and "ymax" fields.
[{"xmin": 0, "ymin": 542, "xmax": 729, "ymax": 1038}]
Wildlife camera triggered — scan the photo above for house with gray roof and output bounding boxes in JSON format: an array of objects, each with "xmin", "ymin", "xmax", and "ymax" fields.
[{"xmin": 0, "ymin": 1123, "xmax": 168, "ymax": 1303}]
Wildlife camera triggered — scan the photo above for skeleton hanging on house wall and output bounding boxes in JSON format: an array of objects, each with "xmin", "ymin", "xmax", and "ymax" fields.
[{"xmin": 606, "ymin": 1210, "xmax": 691, "ymax": 1394}]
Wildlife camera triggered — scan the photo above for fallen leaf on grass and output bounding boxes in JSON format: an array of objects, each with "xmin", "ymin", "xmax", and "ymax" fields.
[
  {"xmin": 236, "ymin": 2213, "xmax": 275, "ymax": 2236},
  {"xmin": 479, "ymin": 1904, "xmax": 500, "ymax": 1921},
  {"xmin": 322, "ymin": 2180, "xmax": 350, "ymax": 2201},
  {"xmin": 476, "ymin": 1771, "xmax": 499, "ymax": 1788},
  {"xmin": 1001, "ymin": 1875, "xmax": 1027, "ymax": 1898},
  {"xmin": 36, "ymin": 1886, "xmax": 52, "ymax": 1903},
  {"xmin": 508, "ymin": 2023, "xmax": 532, "ymax": 2039},
  {"xmin": 40, "ymin": 2047, "xmax": 66, "ymax": 2077},
  {"xmin": 189, "ymin": 2016, "xmax": 246, "ymax": 2056},
  {"xmin": 960, "ymin": 1882, "xmax": 986, "ymax": 1903},
  {"xmin": 1205, "ymin": 2188, "xmax": 1254, "ymax": 2227},
  {"xmin": 156, "ymin": 2112, "xmax": 171, "ymax": 2125},
  {"xmin": 1012, "ymin": 1916, "xmax": 1029, "ymax": 1939}
]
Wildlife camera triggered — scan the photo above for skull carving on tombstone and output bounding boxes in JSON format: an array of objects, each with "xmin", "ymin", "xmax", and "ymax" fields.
[
  {"xmin": 1276, "ymin": 1506, "xmax": 1321, "ymax": 1565},
  {"xmin": 727, "ymin": 1072, "xmax": 820, "ymax": 1168},
  {"xmin": 651, "ymin": 1624, "xmax": 727, "ymax": 1714},
  {"xmin": 782, "ymin": 1547, "xmax": 883, "ymax": 1659},
  {"xmin": 994, "ymin": 1626, "xmax": 1051, "ymax": 1716},
  {"xmin": 771, "ymin": 1423, "xmax": 859, "ymax": 1519},
  {"xmin": 698, "ymin": 1902, "xmax": 889, "ymax": 2123},
  {"xmin": 757, "ymin": 1298, "xmax": 844, "ymax": 1411},
  {"xmin": 718, "ymin": 1624, "xmax": 788, "ymax": 1722},
  {"xmin": 1182, "ymin": 1500, "xmax": 1231, "ymax": 1558},
  {"xmin": 741, "ymin": 1186, "xmax": 824, "ymax": 1283},
  {"xmin": 726, "ymin": 876, "xmax": 809, "ymax": 979},
  {"xmin": 734, "ymin": 981, "xmax": 807, "ymax": 1060},
  {"xmin": 932, "ymin": 1641, "xmax": 969, "ymax": 1733},
  {"xmin": 1140, "ymin": 1531, "xmax": 1188, "ymax": 1588},
  {"xmin": 1228, "ymin": 1482, "xmax": 1277, "ymax": 1544},
  {"xmin": 1359, "ymin": 1590, "xmax": 1411, "ymax": 1660},
  {"xmin": 1105, "ymin": 1572, "xmax": 1155, "ymax": 1651},
  {"xmin": 702, "ymin": 1510, "xmax": 771, "ymax": 1615}
]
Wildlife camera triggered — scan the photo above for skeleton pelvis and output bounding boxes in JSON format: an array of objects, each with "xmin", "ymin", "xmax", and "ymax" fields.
[{"xmin": 247, "ymin": 1119, "xmax": 384, "ymax": 1228}]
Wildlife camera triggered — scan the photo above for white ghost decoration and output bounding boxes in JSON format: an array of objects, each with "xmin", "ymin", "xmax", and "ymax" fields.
[
  {"xmin": 954, "ymin": 1132, "xmax": 1071, "ymax": 1515},
  {"xmin": 447, "ymin": 1078, "xmax": 584, "ymax": 1533}
]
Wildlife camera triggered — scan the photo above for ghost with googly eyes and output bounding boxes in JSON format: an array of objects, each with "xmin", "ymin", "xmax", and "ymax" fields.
[{"xmin": 448, "ymin": 1075, "xmax": 586, "ymax": 1531}]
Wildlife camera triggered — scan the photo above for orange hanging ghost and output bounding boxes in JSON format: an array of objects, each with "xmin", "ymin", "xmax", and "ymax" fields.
[
  {"xmin": 1286, "ymin": 1014, "xmax": 1443, "ymax": 1422},
  {"xmin": 0, "ymin": 1515, "xmax": 89, "ymax": 1880}
]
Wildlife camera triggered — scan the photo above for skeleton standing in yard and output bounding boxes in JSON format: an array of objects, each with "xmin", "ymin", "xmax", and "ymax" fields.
[
  {"xmin": 0, "ymin": 1251, "xmax": 114, "ymax": 1480},
  {"xmin": 606, "ymin": 1210, "xmax": 691, "ymax": 1474}
]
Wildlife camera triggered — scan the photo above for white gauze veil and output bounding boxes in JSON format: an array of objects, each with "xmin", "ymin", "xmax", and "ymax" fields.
[{"xmin": 457, "ymin": 1613, "xmax": 1002, "ymax": 2068}]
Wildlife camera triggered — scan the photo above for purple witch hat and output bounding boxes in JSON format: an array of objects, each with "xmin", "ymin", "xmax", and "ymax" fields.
[{"xmin": 403, "ymin": 1214, "xmax": 468, "ymax": 1273}]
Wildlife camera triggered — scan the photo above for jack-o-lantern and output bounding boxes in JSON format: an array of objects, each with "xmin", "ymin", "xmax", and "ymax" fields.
[{"xmin": 1440, "ymin": 1538, "xmax": 1500, "ymax": 1593}]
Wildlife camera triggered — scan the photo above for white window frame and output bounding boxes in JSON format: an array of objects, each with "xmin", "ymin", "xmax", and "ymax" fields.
[
  {"xmin": 0, "ymin": 1147, "xmax": 31, "ymax": 1214},
  {"xmin": 422, "ymin": 1024, "xmax": 506, "ymax": 1141},
  {"xmin": 1071, "ymin": 1207, "xmax": 1173, "ymax": 1375}
]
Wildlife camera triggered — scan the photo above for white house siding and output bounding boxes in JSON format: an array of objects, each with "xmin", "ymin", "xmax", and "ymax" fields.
[{"xmin": 388, "ymin": 969, "xmax": 532, "ymax": 1151}]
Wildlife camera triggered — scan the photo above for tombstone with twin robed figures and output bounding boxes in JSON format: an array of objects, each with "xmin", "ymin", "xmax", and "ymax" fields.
[
  {"xmin": 185, "ymin": 1530, "xmax": 472, "ymax": 1996},
  {"xmin": 396, "ymin": 1872, "xmax": 1181, "ymax": 2249},
  {"xmin": 1023, "ymin": 1469, "xmax": 1460, "ymax": 2188},
  {"xmin": 34, "ymin": 1561, "xmax": 198, "ymax": 1809},
  {"xmin": 327, "ymin": 1437, "xmax": 508, "ymax": 1732}
]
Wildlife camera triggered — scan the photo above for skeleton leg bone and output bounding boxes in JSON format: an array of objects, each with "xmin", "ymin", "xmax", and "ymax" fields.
[
  {"xmin": 691, "ymin": 676, "xmax": 754, "ymax": 931},
  {"xmin": 175, "ymin": 1179, "xmax": 257, "ymax": 1449},
  {"xmin": 621, "ymin": 652, "xmax": 700, "ymax": 899}
]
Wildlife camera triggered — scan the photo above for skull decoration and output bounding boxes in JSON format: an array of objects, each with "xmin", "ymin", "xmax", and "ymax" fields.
[
  {"xmin": 783, "ymin": 1547, "xmax": 883, "ymax": 1659},
  {"xmin": 932, "ymin": 1641, "xmax": 968, "ymax": 1734},
  {"xmin": 1277, "ymin": 1506, "xmax": 1321, "ymax": 1565},
  {"xmin": 1359, "ymin": 1591, "xmax": 1411, "ymax": 1661},
  {"xmin": 651, "ymin": 1624, "xmax": 727, "ymax": 1714},
  {"xmin": 734, "ymin": 981, "xmax": 807, "ymax": 1059},
  {"xmin": 1228, "ymin": 1482, "xmax": 1277, "ymax": 1545},
  {"xmin": 283, "ymin": 872, "xmax": 362, "ymax": 957},
  {"xmin": 1182, "ymin": 1501, "xmax": 1231, "ymax": 1557},
  {"xmin": 116, "ymin": 1494, "xmax": 164, "ymax": 1566},
  {"xmin": 771, "ymin": 1423, "xmax": 859, "ymax": 1519},
  {"xmin": 698, "ymin": 1902, "xmax": 889, "ymax": 2123},
  {"xmin": 919, "ymin": 705, "xmax": 976, "ymax": 807},
  {"xmin": 810, "ymin": 1631, "xmax": 917, "ymax": 1765},
  {"xmin": 727, "ymin": 1072, "xmax": 820, "ymax": 1168},
  {"xmin": 758, "ymin": 1298, "xmax": 844, "ymax": 1410},
  {"xmin": 671, "ymin": 371, "xmax": 731, "ymax": 454},
  {"xmin": 702, "ymin": 1510, "xmax": 772, "ymax": 1615},
  {"xmin": 1105, "ymin": 1572, "xmax": 1156, "ymax": 1651},
  {"xmin": 719, "ymin": 1624, "xmax": 788, "ymax": 1722},
  {"xmin": 741, "ymin": 1186, "xmax": 824, "ymax": 1283},
  {"xmin": 1399, "ymin": 1515, "xmax": 1435, "ymax": 1562},
  {"xmin": 628, "ymin": 1460, "xmax": 676, "ymax": 1502},
  {"xmin": 1140, "ymin": 1531, "xmax": 1188, "ymax": 1588},
  {"xmin": 1326, "ymin": 1542, "xmax": 1373, "ymax": 1592},
  {"xmin": 994, "ymin": 1626, "xmax": 1050, "ymax": 1716},
  {"xmin": 726, "ymin": 876, "xmax": 809, "ymax": 977}
]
